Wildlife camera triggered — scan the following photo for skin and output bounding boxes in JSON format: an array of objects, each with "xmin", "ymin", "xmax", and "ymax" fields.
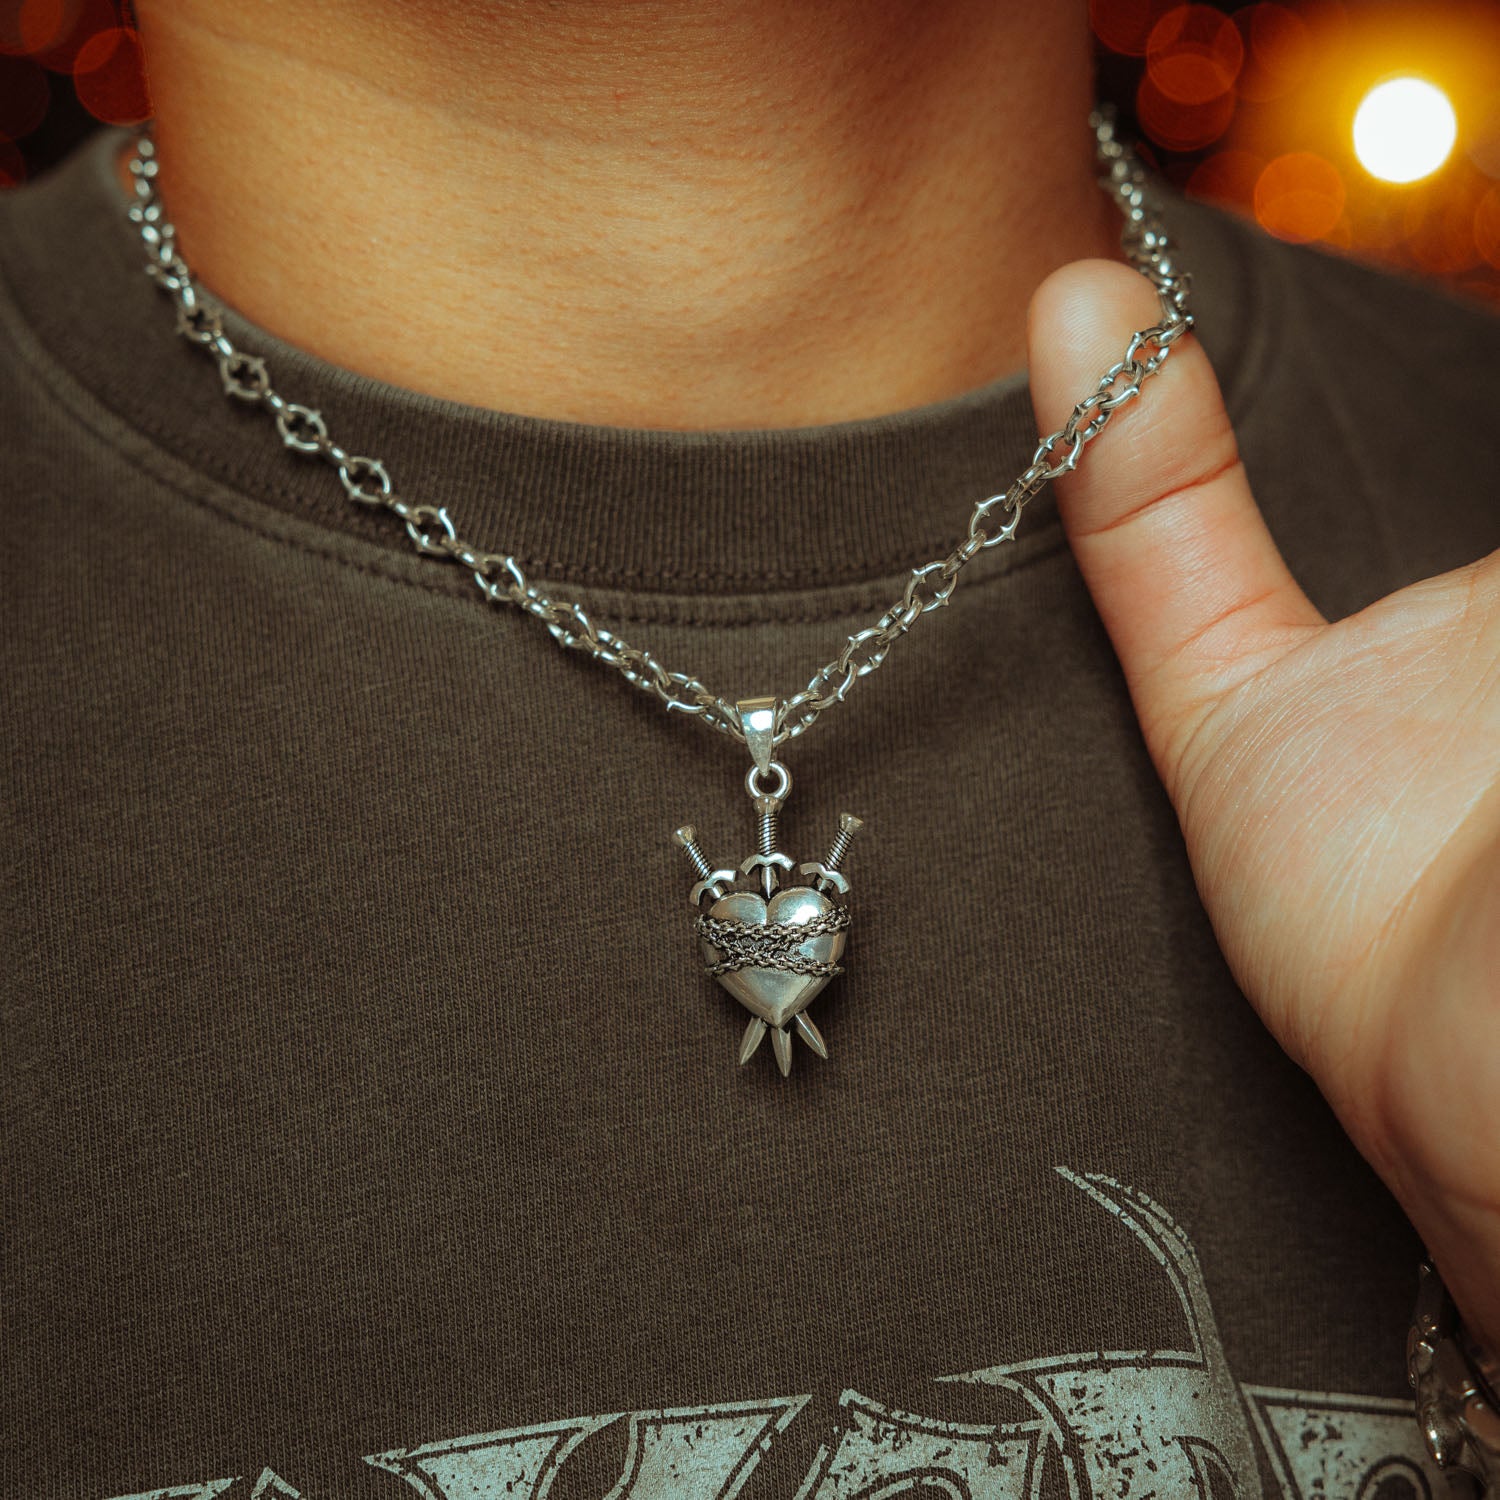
[
  {"xmin": 134, "ymin": 1, "xmax": 1500, "ymax": 1347},
  {"xmin": 1029, "ymin": 261, "xmax": 1500, "ymax": 1354},
  {"xmin": 129, "ymin": 0, "xmax": 1116, "ymax": 428}
]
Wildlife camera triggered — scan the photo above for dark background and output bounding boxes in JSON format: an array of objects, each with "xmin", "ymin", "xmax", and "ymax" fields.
[{"xmin": 3, "ymin": 0, "xmax": 1499, "ymax": 306}]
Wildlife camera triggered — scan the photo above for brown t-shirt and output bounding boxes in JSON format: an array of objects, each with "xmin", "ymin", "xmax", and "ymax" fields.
[{"xmin": 3, "ymin": 128, "xmax": 1497, "ymax": 1500}]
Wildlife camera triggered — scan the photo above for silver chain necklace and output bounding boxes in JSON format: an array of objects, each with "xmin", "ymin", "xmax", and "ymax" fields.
[{"xmin": 125, "ymin": 107, "xmax": 1192, "ymax": 1078}]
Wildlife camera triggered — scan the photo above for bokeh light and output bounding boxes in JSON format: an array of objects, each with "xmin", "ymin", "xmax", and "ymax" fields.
[
  {"xmin": 1476, "ymin": 187, "xmax": 1500, "ymax": 270},
  {"xmin": 0, "ymin": 0, "xmax": 148, "ymax": 182},
  {"xmin": 1234, "ymin": 4, "xmax": 1314, "ymax": 103},
  {"xmin": 1137, "ymin": 73, "xmax": 1237, "ymax": 152},
  {"xmin": 1353, "ymin": 77, "xmax": 1458, "ymax": 184},
  {"xmin": 1087, "ymin": 0, "xmax": 1500, "ymax": 306},
  {"xmin": 0, "ymin": 0, "xmax": 69, "ymax": 59},
  {"xmin": 72, "ymin": 25, "xmax": 149, "ymax": 125},
  {"xmin": 2, "ymin": 0, "xmax": 1498, "ymax": 307},
  {"xmin": 1146, "ymin": 5, "xmax": 1245, "ymax": 105},
  {"xmin": 1469, "ymin": 94, "xmax": 1500, "ymax": 180},
  {"xmin": 1090, "ymin": 0, "xmax": 1175, "ymax": 59},
  {"xmin": 1404, "ymin": 180, "xmax": 1482, "ymax": 274},
  {"xmin": 1254, "ymin": 151, "xmax": 1346, "ymax": 242},
  {"xmin": 1186, "ymin": 148, "xmax": 1265, "ymax": 204},
  {"xmin": 15, "ymin": 0, "xmax": 115, "ymax": 73}
]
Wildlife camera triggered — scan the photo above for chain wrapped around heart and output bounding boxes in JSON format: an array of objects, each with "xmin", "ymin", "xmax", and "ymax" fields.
[
  {"xmin": 673, "ymin": 760, "xmax": 863, "ymax": 1078},
  {"xmin": 695, "ymin": 905, "xmax": 852, "ymax": 977}
]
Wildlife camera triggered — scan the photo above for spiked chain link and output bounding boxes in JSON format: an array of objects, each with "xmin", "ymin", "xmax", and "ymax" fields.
[{"xmin": 123, "ymin": 105, "xmax": 1190, "ymax": 755}]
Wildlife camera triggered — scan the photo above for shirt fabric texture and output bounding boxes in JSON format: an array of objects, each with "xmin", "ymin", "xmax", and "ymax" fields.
[{"xmin": 3, "ymin": 128, "xmax": 1498, "ymax": 1500}]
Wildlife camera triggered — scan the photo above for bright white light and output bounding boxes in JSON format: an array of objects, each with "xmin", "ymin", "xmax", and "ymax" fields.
[{"xmin": 1353, "ymin": 78, "xmax": 1458, "ymax": 184}]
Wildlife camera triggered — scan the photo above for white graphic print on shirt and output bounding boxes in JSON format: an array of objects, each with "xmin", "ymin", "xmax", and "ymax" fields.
[{"xmin": 110, "ymin": 1170, "xmax": 1440, "ymax": 1500}]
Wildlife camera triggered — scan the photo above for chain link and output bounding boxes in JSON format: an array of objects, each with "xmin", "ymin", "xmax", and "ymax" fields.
[
  {"xmin": 126, "ymin": 106, "xmax": 1190, "ymax": 752},
  {"xmin": 696, "ymin": 907, "xmax": 853, "ymax": 977}
]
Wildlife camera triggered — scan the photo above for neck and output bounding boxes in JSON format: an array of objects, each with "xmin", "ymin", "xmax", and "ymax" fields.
[{"xmin": 132, "ymin": 1, "xmax": 1113, "ymax": 430}]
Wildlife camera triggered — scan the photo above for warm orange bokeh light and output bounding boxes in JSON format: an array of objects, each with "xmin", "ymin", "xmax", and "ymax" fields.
[
  {"xmin": 1476, "ymin": 187, "xmax": 1500, "ymax": 270},
  {"xmin": 1408, "ymin": 211, "xmax": 1479, "ymax": 274},
  {"xmin": 1187, "ymin": 149, "xmax": 1266, "ymax": 209},
  {"xmin": 1469, "ymin": 94, "xmax": 1500, "ymax": 181},
  {"xmin": 1137, "ymin": 74, "xmax": 1237, "ymax": 152},
  {"xmin": 1254, "ymin": 152, "xmax": 1346, "ymax": 242},
  {"xmin": 1404, "ymin": 183, "xmax": 1482, "ymax": 274},
  {"xmin": 1235, "ymin": 4, "xmax": 1315, "ymax": 103},
  {"xmin": 72, "ymin": 26, "xmax": 150, "ymax": 126},
  {"xmin": 1146, "ymin": 5, "xmax": 1245, "ymax": 105}
]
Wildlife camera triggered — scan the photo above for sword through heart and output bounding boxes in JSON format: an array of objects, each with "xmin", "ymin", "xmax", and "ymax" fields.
[{"xmin": 673, "ymin": 789, "xmax": 862, "ymax": 1078}]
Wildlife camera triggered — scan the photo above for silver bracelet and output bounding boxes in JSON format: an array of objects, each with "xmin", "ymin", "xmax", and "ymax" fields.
[{"xmin": 1409, "ymin": 1260, "xmax": 1500, "ymax": 1496}]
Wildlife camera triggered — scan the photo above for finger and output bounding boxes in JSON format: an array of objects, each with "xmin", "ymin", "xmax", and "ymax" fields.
[{"xmin": 1026, "ymin": 258, "xmax": 1324, "ymax": 769}]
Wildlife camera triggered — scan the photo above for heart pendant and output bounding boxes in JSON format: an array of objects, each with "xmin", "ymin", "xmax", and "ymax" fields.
[
  {"xmin": 673, "ymin": 745, "xmax": 863, "ymax": 1077},
  {"xmin": 700, "ymin": 886, "xmax": 846, "ymax": 1029}
]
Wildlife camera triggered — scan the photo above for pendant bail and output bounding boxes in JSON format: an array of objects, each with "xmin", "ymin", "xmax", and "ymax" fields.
[{"xmin": 738, "ymin": 696, "xmax": 779, "ymax": 781}]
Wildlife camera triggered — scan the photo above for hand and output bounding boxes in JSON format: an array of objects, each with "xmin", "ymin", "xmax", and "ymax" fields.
[{"xmin": 1027, "ymin": 259, "xmax": 1500, "ymax": 1348}]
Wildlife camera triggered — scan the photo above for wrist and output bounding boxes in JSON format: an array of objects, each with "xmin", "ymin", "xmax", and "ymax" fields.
[{"xmin": 1366, "ymin": 831, "xmax": 1500, "ymax": 1348}]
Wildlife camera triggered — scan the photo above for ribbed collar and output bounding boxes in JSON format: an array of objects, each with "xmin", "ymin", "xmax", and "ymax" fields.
[{"xmin": 1, "ymin": 128, "xmax": 1252, "ymax": 595}]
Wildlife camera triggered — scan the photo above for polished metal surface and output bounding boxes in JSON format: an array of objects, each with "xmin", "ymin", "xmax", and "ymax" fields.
[
  {"xmin": 697, "ymin": 889, "xmax": 849, "ymax": 1008},
  {"xmin": 738, "ymin": 697, "xmax": 779, "ymax": 779},
  {"xmin": 794, "ymin": 1012, "xmax": 828, "ymax": 1060},
  {"xmin": 770, "ymin": 1025, "xmax": 794, "ymax": 1078},
  {"xmin": 800, "ymin": 810, "xmax": 864, "ymax": 896},
  {"xmin": 738, "ymin": 1016, "xmax": 769, "ymax": 1066},
  {"xmin": 673, "ymin": 826, "xmax": 736, "ymax": 906},
  {"xmin": 673, "ymin": 825, "xmax": 712, "ymax": 878},
  {"xmin": 682, "ymin": 771, "xmax": 862, "ymax": 1074},
  {"xmin": 125, "ymin": 106, "xmax": 1190, "ymax": 759},
  {"xmin": 744, "ymin": 762, "xmax": 792, "ymax": 803},
  {"xmin": 742, "ymin": 792, "xmax": 793, "ymax": 900},
  {"xmin": 825, "ymin": 813, "xmax": 864, "ymax": 870},
  {"xmin": 129, "ymin": 111, "xmax": 1186, "ymax": 1087},
  {"xmin": 1409, "ymin": 1260, "xmax": 1498, "ymax": 1495},
  {"xmin": 126, "ymin": 116, "xmax": 1486, "ymax": 1460}
]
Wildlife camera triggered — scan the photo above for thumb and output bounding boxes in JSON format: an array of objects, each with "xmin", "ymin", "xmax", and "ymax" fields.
[{"xmin": 1026, "ymin": 258, "xmax": 1324, "ymax": 782}]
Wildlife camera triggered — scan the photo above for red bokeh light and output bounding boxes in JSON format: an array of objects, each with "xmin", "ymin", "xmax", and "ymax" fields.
[
  {"xmin": 0, "ymin": 0, "xmax": 68, "ymax": 58},
  {"xmin": 1254, "ymin": 152, "xmax": 1346, "ymax": 243},
  {"xmin": 24, "ymin": 0, "xmax": 113, "ymax": 73},
  {"xmin": 1187, "ymin": 148, "xmax": 1266, "ymax": 210},
  {"xmin": 1137, "ymin": 73, "xmax": 1237, "ymax": 152},
  {"xmin": 1405, "ymin": 184, "xmax": 1483, "ymax": 275},
  {"xmin": 1475, "ymin": 188, "xmax": 1500, "ymax": 269},
  {"xmin": 1146, "ymin": 5, "xmax": 1245, "ymax": 105},
  {"xmin": 1091, "ymin": 0, "xmax": 1176, "ymax": 58},
  {"xmin": 1235, "ymin": 4, "xmax": 1315, "ymax": 103},
  {"xmin": 72, "ymin": 25, "xmax": 150, "ymax": 126}
]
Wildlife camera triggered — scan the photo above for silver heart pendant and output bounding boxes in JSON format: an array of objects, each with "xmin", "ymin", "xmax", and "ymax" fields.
[
  {"xmin": 701, "ymin": 885, "xmax": 845, "ymax": 1026},
  {"xmin": 674, "ymin": 746, "xmax": 863, "ymax": 1077}
]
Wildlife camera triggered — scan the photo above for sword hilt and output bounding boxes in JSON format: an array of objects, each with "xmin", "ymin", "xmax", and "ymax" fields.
[
  {"xmin": 824, "ymin": 812, "xmax": 863, "ymax": 872},
  {"xmin": 799, "ymin": 812, "xmax": 864, "ymax": 897},
  {"xmin": 674, "ymin": 825, "xmax": 736, "ymax": 906},
  {"xmin": 743, "ymin": 794, "xmax": 792, "ymax": 898}
]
